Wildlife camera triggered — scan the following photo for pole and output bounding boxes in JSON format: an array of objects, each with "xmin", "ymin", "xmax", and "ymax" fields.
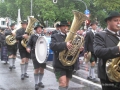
[
  {"xmin": 75, "ymin": 0, "xmax": 87, "ymax": 10},
  {"xmin": 30, "ymin": 0, "xmax": 32, "ymax": 16}
]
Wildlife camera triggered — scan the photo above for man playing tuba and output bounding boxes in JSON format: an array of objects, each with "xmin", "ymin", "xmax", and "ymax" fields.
[
  {"xmin": 16, "ymin": 20, "xmax": 30, "ymax": 80},
  {"xmin": 50, "ymin": 20, "xmax": 84, "ymax": 90},
  {"xmin": 94, "ymin": 11, "xmax": 120, "ymax": 90}
]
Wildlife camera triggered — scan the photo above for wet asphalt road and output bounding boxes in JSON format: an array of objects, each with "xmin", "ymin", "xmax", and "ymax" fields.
[{"xmin": 0, "ymin": 56, "xmax": 102, "ymax": 90}]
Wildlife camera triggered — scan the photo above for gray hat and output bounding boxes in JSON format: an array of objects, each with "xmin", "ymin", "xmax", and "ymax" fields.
[{"xmin": 104, "ymin": 11, "xmax": 120, "ymax": 22}]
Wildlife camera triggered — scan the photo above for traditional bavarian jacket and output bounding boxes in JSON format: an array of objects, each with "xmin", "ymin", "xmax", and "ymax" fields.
[
  {"xmin": 50, "ymin": 33, "xmax": 74, "ymax": 69},
  {"xmin": 27, "ymin": 33, "xmax": 41, "ymax": 59},
  {"xmin": 0, "ymin": 32, "xmax": 6, "ymax": 46},
  {"xmin": 16, "ymin": 28, "xmax": 26, "ymax": 50}
]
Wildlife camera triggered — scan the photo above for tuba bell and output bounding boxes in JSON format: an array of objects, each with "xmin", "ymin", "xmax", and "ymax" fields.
[
  {"xmin": 21, "ymin": 17, "xmax": 38, "ymax": 48},
  {"xmin": 59, "ymin": 10, "xmax": 88, "ymax": 66}
]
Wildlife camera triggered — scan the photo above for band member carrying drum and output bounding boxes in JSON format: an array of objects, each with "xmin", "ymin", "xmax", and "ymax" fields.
[
  {"xmin": 50, "ymin": 20, "xmax": 84, "ymax": 90},
  {"xmin": 94, "ymin": 11, "xmax": 120, "ymax": 90},
  {"xmin": 26, "ymin": 25, "xmax": 46, "ymax": 90},
  {"xmin": 4, "ymin": 23, "xmax": 17, "ymax": 70},
  {"xmin": 16, "ymin": 20, "xmax": 30, "ymax": 80}
]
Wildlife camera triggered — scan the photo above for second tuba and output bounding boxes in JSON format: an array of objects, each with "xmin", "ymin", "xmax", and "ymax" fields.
[
  {"xmin": 59, "ymin": 10, "xmax": 88, "ymax": 66},
  {"xmin": 21, "ymin": 17, "xmax": 38, "ymax": 48}
]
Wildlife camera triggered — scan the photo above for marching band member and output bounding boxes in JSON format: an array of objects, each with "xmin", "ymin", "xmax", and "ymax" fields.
[
  {"xmin": 50, "ymin": 21, "xmax": 83, "ymax": 90},
  {"xmin": 94, "ymin": 11, "xmax": 120, "ymax": 90},
  {"xmin": 16, "ymin": 20, "xmax": 30, "ymax": 80},
  {"xmin": 84, "ymin": 21, "xmax": 98, "ymax": 82},
  {"xmin": 0, "ymin": 29, "xmax": 8, "ymax": 64},
  {"xmin": 51, "ymin": 22, "xmax": 60, "ymax": 35},
  {"xmin": 4, "ymin": 23, "xmax": 17, "ymax": 70},
  {"xmin": 26, "ymin": 25, "xmax": 45, "ymax": 90}
]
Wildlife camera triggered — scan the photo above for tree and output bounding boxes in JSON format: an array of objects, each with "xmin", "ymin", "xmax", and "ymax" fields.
[{"xmin": 0, "ymin": 0, "xmax": 120, "ymax": 28}]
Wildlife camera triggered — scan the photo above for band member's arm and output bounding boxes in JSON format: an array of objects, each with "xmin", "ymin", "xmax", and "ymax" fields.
[
  {"xmin": 94, "ymin": 32, "xmax": 120, "ymax": 60},
  {"xmin": 84, "ymin": 32, "xmax": 89, "ymax": 57},
  {"xmin": 50, "ymin": 35, "xmax": 67, "ymax": 52},
  {"xmin": 26, "ymin": 35, "xmax": 33, "ymax": 53},
  {"xmin": 16, "ymin": 30, "xmax": 23, "ymax": 41},
  {"xmin": 84, "ymin": 32, "xmax": 89, "ymax": 53},
  {"xmin": 0, "ymin": 34, "xmax": 5, "ymax": 45}
]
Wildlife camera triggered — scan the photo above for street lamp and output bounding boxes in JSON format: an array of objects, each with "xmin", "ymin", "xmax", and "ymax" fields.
[
  {"xmin": 75, "ymin": 0, "xmax": 87, "ymax": 10},
  {"xmin": 75, "ymin": 0, "xmax": 89, "ymax": 30},
  {"xmin": 53, "ymin": 0, "xmax": 57, "ymax": 3}
]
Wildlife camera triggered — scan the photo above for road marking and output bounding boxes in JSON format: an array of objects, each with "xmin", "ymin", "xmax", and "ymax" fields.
[{"xmin": 46, "ymin": 65, "xmax": 102, "ymax": 88}]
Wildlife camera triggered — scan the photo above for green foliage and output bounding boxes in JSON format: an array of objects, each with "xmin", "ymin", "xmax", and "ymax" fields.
[{"xmin": 0, "ymin": 0, "xmax": 120, "ymax": 28}]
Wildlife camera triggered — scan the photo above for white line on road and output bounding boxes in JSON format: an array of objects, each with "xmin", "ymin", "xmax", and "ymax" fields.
[{"xmin": 46, "ymin": 65, "xmax": 102, "ymax": 88}]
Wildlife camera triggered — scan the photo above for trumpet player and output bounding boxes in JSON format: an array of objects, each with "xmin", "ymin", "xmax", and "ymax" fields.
[
  {"xmin": 4, "ymin": 23, "xmax": 17, "ymax": 70},
  {"xmin": 16, "ymin": 20, "xmax": 30, "ymax": 80},
  {"xmin": 94, "ymin": 11, "xmax": 120, "ymax": 90}
]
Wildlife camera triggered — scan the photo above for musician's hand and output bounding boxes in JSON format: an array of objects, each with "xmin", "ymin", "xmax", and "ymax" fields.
[
  {"xmin": 79, "ymin": 47, "xmax": 84, "ymax": 52},
  {"xmin": 26, "ymin": 48, "xmax": 31, "ymax": 53},
  {"xmin": 23, "ymin": 34, "xmax": 29, "ymax": 39},
  {"xmin": 84, "ymin": 52, "xmax": 88, "ymax": 58},
  {"xmin": 66, "ymin": 40, "xmax": 73, "ymax": 50},
  {"xmin": 12, "ymin": 33, "xmax": 16, "ymax": 36}
]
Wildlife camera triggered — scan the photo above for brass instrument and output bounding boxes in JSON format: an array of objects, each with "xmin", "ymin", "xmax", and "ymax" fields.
[
  {"xmin": 6, "ymin": 27, "xmax": 20, "ymax": 45},
  {"xmin": 83, "ymin": 52, "xmax": 91, "ymax": 63},
  {"xmin": 21, "ymin": 17, "xmax": 38, "ymax": 48},
  {"xmin": 59, "ymin": 10, "xmax": 88, "ymax": 66},
  {"xmin": 106, "ymin": 24, "xmax": 120, "ymax": 82},
  {"xmin": 6, "ymin": 9, "xmax": 21, "ymax": 45}
]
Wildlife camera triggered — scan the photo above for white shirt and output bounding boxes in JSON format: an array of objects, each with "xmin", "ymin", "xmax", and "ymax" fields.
[
  {"xmin": 91, "ymin": 29, "xmax": 96, "ymax": 35},
  {"xmin": 35, "ymin": 33, "xmax": 41, "ymax": 37},
  {"xmin": 107, "ymin": 28, "xmax": 120, "ymax": 39}
]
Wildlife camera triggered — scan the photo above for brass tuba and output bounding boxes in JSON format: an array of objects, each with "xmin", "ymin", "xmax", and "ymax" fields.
[
  {"xmin": 106, "ymin": 24, "xmax": 120, "ymax": 82},
  {"xmin": 6, "ymin": 27, "xmax": 20, "ymax": 45},
  {"xmin": 6, "ymin": 9, "xmax": 21, "ymax": 45},
  {"xmin": 21, "ymin": 17, "xmax": 38, "ymax": 48},
  {"xmin": 59, "ymin": 10, "xmax": 88, "ymax": 66}
]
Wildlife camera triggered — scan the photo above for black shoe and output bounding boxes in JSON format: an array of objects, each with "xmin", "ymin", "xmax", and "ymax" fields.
[
  {"xmin": 24, "ymin": 73, "xmax": 29, "ymax": 78},
  {"xmin": 4, "ymin": 61, "xmax": 8, "ymax": 65},
  {"xmin": 91, "ymin": 78, "xmax": 99, "ymax": 83},
  {"xmin": 35, "ymin": 84, "xmax": 39, "ymax": 90},
  {"xmin": 87, "ymin": 76, "xmax": 92, "ymax": 80},
  {"xmin": 38, "ymin": 82, "xmax": 44, "ymax": 88},
  {"xmin": 12, "ymin": 65, "xmax": 16, "ymax": 69},
  {"xmin": 21, "ymin": 74, "xmax": 24, "ymax": 80},
  {"xmin": 9, "ymin": 66, "xmax": 12, "ymax": 71}
]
